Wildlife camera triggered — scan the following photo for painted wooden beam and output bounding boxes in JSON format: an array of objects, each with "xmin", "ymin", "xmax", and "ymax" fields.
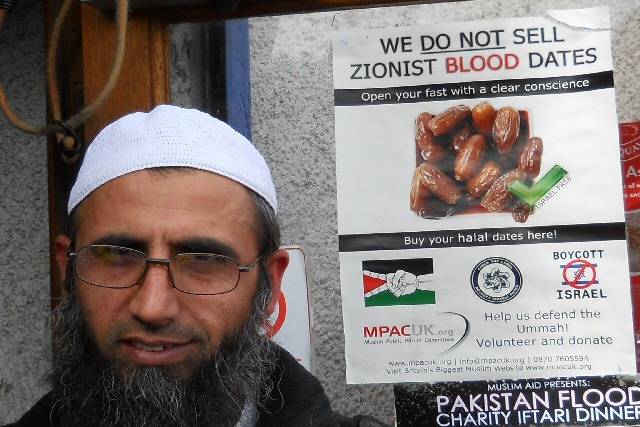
[{"xmin": 81, "ymin": 3, "xmax": 170, "ymax": 142}]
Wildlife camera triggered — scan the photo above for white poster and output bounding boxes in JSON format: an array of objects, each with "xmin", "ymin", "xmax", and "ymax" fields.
[{"xmin": 332, "ymin": 7, "xmax": 635, "ymax": 384}]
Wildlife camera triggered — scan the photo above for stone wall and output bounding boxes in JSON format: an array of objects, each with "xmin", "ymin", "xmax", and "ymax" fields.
[{"xmin": 0, "ymin": 0, "xmax": 49, "ymax": 423}]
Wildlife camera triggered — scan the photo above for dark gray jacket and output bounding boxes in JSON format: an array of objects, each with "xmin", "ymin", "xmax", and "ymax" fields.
[{"xmin": 6, "ymin": 345, "xmax": 388, "ymax": 427}]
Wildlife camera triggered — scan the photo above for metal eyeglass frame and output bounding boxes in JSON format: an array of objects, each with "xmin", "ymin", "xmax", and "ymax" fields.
[{"xmin": 67, "ymin": 244, "xmax": 262, "ymax": 296}]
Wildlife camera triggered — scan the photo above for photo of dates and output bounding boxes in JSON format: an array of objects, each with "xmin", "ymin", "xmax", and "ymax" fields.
[{"xmin": 410, "ymin": 102, "xmax": 543, "ymax": 223}]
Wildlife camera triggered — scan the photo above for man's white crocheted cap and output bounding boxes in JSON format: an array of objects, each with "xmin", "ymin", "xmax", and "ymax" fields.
[{"xmin": 68, "ymin": 105, "xmax": 277, "ymax": 213}]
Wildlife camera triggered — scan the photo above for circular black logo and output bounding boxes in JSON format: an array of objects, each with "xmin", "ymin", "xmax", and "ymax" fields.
[{"xmin": 470, "ymin": 257, "xmax": 522, "ymax": 304}]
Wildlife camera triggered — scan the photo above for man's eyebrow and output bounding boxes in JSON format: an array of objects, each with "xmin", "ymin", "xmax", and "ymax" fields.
[
  {"xmin": 174, "ymin": 237, "xmax": 239, "ymax": 259},
  {"xmin": 89, "ymin": 234, "xmax": 146, "ymax": 252}
]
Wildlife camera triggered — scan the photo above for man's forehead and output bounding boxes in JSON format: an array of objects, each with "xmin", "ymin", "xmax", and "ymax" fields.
[
  {"xmin": 70, "ymin": 168, "xmax": 261, "ymax": 250},
  {"xmin": 85, "ymin": 167, "xmax": 252, "ymax": 199}
]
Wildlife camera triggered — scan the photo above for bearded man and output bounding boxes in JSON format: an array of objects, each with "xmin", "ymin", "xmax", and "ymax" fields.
[{"xmin": 7, "ymin": 105, "xmax": 385, "ymax": 427}]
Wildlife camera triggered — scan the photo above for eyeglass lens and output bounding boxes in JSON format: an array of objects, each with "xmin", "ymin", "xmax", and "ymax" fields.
[{"xmin": 74, "ymin": 245, "xmax": 241, "ymax": 294}]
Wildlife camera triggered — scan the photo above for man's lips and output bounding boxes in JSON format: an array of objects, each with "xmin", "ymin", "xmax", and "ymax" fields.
[{"xmin": 119, "ymin": 336, "xmax": 195, "ymax": 366}]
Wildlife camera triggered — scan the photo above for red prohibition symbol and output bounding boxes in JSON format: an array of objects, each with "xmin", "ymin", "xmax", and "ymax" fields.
[
  {"xmin": 562, "ymin": 259, "xmax": 597, "ymax": 289},
  {"xmin": 266, "ymin": 292, "xmax": 287, "ymax": 338}
]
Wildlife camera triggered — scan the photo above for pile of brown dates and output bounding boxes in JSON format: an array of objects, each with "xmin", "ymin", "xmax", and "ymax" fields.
[{"xmin": 410, "ymin": 102, "xmax": 543, "ymax": 223}]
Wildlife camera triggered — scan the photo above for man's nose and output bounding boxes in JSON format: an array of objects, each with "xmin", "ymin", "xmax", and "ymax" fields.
[{"xmin": 128, "ymin": 261, "xmax": 180, "ymax": 326}]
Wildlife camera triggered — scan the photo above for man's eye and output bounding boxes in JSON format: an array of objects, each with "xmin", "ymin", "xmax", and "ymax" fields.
[
  {"xmin": 91, "ymin": 247, "xmax": 136, "ymax": 266},
  {"xmin": 180, "ymin": 255, "xmax": 228, "ymax": 273},
  {"xmin": 190, "ymin": 254, "xmax": 221, "ymax": 263}
]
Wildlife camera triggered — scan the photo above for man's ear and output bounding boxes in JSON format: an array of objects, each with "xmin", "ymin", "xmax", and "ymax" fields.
[
  {"xmin": 54, "ymin": 235, "xmax": 72, "ymax": 292},
  {"xmin": 264, "ymin": 248, "xmax": 289, "ymax": 316}
]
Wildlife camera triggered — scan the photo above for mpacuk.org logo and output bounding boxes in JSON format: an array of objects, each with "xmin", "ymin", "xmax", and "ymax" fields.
[
  {"xmin": 362, "ymin": 312, "xmax": 470, "ymax": 354},
  {"xmin": 470, "ymin": 257, "xmax": 522, "ymax": 304}
]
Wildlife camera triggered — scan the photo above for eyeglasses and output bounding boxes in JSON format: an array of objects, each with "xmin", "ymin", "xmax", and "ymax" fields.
[{"xmin": 67, "ymin": 245, "xmax": 261, "ymax": 295}]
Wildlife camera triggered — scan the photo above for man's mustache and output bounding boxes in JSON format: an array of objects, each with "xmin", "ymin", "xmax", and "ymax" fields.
[{"xmin": 107, "ymin": 318, "xmax": 207, "ymax": 346}]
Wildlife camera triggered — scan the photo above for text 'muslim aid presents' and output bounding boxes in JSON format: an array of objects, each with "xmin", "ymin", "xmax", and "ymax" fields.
[{"xmin": 332, "ymin": 7, "xmax": 634, "ymax": 384}]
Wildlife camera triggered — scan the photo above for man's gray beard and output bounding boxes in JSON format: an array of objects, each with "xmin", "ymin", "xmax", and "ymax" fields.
[{"xmin": 49, "ymin": 273, "xmax": 277, "ymax": 427}]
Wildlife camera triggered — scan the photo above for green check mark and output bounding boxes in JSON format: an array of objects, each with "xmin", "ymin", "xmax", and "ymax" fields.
[{"xmin": 508, "ymin": 165, "xmax": 568, "ymax": 206}]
